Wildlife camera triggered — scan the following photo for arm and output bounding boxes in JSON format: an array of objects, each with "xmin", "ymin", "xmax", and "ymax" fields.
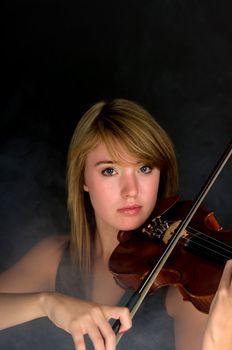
[
  {"xmin": 0, "ymin": 291, "xmax": 131, "ymax": 350},
  {"xmin": 166, "ymin": 287, "xmax": 208, "ymax": 350},
  {"xmin": 0, "ymin": 292, "xmax": 45, "ymax": 329},
  {"xmin": 201, "ymin": 259, "xmax": 232, "ymax": 350},
  {"xmin": 166, "ymin": 260, "xmax": 232, "ymax": 350},
  {"xmin": 0, "ymin": 236, "xmax": 131, "ymax": 349}
]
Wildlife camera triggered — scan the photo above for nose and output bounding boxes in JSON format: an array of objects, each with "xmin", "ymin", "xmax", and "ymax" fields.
[{"xmin": 120, "ymin": 173, "xmax": 138, "ymax": 199}]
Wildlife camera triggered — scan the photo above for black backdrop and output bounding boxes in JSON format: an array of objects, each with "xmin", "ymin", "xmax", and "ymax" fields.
[
  {"xmin": 0, "ymin": 1, "xmax": 232, "ymax": 347},
  {"xmin": 1, "ymin": 0, "xmax": 232, "ymax": 267}
]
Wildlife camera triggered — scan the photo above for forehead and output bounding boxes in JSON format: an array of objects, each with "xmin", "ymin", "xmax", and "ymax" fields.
[{"xmin": 85, "ymin": 142, "xmax": 139, "ymax": 165}]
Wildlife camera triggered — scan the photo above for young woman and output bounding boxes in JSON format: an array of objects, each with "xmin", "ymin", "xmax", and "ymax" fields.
[{"xmin": 0, "ymin": 99, "xmax": 231, "ymax": 350}]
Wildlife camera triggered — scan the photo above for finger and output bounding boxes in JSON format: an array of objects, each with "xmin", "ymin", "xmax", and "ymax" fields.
[
  {"xmin": 219, "ymin": 259, "xmax": 232, "ymax": 290},
  {"xmin": 72, "ymin": 322, "xmax": 106, "ymax": 350},
  {"xmin": 103, "ymin": 306, "xmax": 132, "ymax": 333},
  {"xmin": 72, "ymin": 332, "xmax": 86, "ymax": 350},
  {"xmin": 87, "ymin": 324, "xmax": 106, "ymax": 350},
  {"xmin": 94, "ymin": 315, "xmax": 116, "ymax": 350}
]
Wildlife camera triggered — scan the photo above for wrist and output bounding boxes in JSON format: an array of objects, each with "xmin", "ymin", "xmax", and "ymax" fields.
[{"xmin": 38, "ymin": 291, "xmax": 54, "ymax": 317}]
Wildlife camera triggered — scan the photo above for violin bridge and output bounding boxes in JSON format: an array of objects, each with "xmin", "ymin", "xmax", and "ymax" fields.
[{"xmin": 162, "ymin": 220, "xmax": 188, "ymax": 244}]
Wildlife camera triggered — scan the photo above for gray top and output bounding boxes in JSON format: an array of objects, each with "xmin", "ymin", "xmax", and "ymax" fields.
[{"xmin": 55, "ymin": 244, "xmax": 175, "ymax": 350}]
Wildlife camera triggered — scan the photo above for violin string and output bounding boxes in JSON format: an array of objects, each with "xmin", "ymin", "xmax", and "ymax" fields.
[
  {"xmin": 181, "ymin": 227, "xmax": 231, "ymax": 251},
  {"xmin": 164, "ymin": 220, "xmax": 232, "ymax": 252},
  {"xmin": 179, "ymin": 226, "xmax": 232, "ymax": 260},
  {"xmin": 183, "ymin": 238, "xmax": 232, "ymax": 260},
  {"xmin": 185, "ymin": 226, "xmax": 232, "ymax": 251}
]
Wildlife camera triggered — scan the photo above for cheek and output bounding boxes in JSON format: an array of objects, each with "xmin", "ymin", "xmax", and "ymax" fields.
[
  {"xmin": 146, "ymin": 183, "xmax": 159, "ymax": 205},
  {"xmin": 86, "ymin": 179, "xmax": 114, "ymax": 210},
  {"xmin": 143, "ymin": 174, "xmax": 160, "ymax": 205},
  {"xmin": 152, "ymin": 179, "xmax": 160, "ymax": 197}
]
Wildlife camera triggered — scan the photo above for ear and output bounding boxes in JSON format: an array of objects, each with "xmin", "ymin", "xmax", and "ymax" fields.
[{"xmin": 83, "ymin": 184, "xmax": 89, "ymax": 192}]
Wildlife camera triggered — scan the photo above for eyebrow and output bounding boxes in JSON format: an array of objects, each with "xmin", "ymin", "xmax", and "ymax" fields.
[
  {"xmin": 94, "ymin": 160, "xmax": 114, "ymax": 167},
  {"xmin": 94, "ymin": 160, "xmax": 142, "ymax": 167}
]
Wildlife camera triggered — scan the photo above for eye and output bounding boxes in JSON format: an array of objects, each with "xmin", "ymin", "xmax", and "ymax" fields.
[
  {"xmin": 139, "ymin": 165, "xmax": 153, "ymax": 174},
  {"xmin": 101, "ymin": 167, "xmax": 117, "ymax": 176}
]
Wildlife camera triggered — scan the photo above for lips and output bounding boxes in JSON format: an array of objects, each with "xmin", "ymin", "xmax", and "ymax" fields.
[{"xmin": 117, "ymin": 205, "xmax": 142, "ymax": 216}]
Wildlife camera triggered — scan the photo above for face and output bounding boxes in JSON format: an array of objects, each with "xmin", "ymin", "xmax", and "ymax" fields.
[{"xmin": 83, "ymin": 142, "xmax": 160, "ymax": 236}]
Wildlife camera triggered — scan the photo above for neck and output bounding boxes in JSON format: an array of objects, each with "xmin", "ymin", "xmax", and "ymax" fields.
[{"xmin": 94, "ymin": 227, "xmax": 120, "ymax": 262}]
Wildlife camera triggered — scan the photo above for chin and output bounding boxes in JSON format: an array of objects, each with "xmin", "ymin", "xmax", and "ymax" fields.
[{"xmin": 117, "ymin": 218, "xmax": 146, "ymax": 232}]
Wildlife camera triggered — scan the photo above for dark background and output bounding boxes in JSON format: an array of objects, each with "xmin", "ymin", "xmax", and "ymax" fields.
[
  {"xmin": 1, "ymin": 0, "xmax": 231, "ymax": 266},
  {"xmin": 0, "ymin": 0, "xmax": 231, "ymax": 348}
]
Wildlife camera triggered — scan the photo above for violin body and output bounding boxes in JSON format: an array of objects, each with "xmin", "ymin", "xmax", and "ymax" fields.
[{"xmin": 109, "ymin": 196, "xmax": 232, "ymax": 313}]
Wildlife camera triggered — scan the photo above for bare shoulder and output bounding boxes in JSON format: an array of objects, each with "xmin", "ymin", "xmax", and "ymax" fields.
[
  {"xmin": 29, "ymin": 234, "xmax": 70, "ymax": 253},
  {"xmin": 165, "ymin": 287, "xmax": 208, "ymax": 350},
  {"xmin": 0, "ymin": 234, "xmax": 70, "ymax": 293}
]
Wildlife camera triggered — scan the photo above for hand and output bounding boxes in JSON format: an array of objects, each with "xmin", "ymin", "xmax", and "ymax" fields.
[
  {"xmin": 42, "ymin": 292, "xmax": 131, "ymax": 350},
  {"xmin": 202, "ymin": 259, "xmax": 232, "ymax": 350}
]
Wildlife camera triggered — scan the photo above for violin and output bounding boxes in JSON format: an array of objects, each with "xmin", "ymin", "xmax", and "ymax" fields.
[
  {"xmin": 109, "ymin": 141, "xmax": 231, "ymax": 338},
  {"xmin": 109, "ymin": 195, "xmax": 231, "ymax": 314}
]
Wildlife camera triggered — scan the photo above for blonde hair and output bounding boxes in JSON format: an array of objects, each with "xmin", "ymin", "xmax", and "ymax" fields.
[{"xmin": 67, "ymin": 99, "xmax": 178, "ymax": 272}]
